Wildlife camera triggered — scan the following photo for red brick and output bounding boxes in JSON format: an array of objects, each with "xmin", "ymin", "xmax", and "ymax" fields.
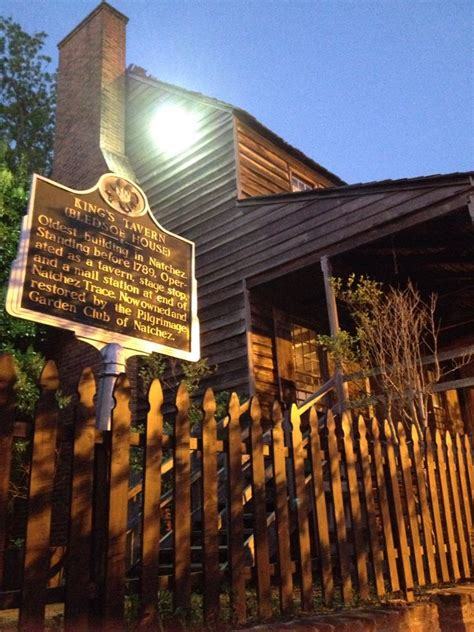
[{"xmin": 52, "ymin": 3, "xmax": 128, "ymax": 189}]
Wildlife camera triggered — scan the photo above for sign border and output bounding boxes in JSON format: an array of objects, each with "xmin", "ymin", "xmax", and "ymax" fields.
[{"xmin": 6, "ymin": 173, "xmax": 200, "ymax": 361}]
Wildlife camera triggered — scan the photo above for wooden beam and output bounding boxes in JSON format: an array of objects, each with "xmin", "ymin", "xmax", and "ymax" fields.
[
  {"xmin": 321, "ymin": 256, "xmax": 349, "ymax": 412},
  {"xmin": 432, "ymin": 377, "xmax": 474, "ymax": 392},
  {"xmin": 422, "ymin": 343, "xmax": 474, "ymax": 365}
]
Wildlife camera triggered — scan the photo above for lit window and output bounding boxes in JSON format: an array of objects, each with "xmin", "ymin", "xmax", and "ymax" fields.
[{"xmin": 291, "ymin": 324, "xmax": 323, "ymax": 404}]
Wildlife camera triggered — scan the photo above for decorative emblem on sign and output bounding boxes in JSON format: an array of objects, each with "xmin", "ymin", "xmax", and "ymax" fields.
[
  {"xmin": 6, "ymin": 173, "xmax": 199, "ymax": 361},
  {"xmin": 100, "ymin": 175, "xmax": 146, "ymax": 216}
]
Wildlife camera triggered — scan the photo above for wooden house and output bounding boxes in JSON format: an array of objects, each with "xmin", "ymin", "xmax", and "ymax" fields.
[{"xmin": 52, "ymin": 3, "xmax": 474, "ymax": 431}]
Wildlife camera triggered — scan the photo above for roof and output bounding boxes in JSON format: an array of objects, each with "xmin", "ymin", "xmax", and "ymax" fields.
[
  {"xmin": 237, "ymin": 172, "xmax": 474, "ymax": 289},
  {"xmin": 127, "ymin": 65, "xmax": 346, "ymax": 187},
  {"xmin": 238, "ymin": 170, "xmax": 474, "ymax": 205}
]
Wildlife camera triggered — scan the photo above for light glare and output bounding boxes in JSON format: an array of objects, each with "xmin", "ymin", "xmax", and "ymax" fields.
[{"xmin": 150, "ymin": 105, "xmax": 198, "ymax": 155}]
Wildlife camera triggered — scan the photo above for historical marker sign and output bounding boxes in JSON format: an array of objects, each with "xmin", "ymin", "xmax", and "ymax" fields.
[{"xmin": 6, "ymin": 173, "xmax": 199, "ymax": 360}]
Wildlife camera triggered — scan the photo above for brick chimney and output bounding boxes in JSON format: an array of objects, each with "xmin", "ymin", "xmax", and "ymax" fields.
[{"xmin": 53, "ymin": 2, "xmax": 134, "ymax": 189}]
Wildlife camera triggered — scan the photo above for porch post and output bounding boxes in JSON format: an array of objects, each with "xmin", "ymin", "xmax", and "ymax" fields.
[{"xmin": 320, "ymin": 256, "xmax": 349, "ymax": 413}]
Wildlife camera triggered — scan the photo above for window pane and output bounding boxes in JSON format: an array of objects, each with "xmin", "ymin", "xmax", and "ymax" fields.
[{"xmin": 290, "ymin": 323, "xmax": 322, "ymax": 404}]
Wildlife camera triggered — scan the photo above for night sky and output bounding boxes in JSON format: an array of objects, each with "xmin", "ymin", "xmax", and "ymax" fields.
[{"xmin": 2, "ymin": 0, "xmax": 473, "ymax": 184}]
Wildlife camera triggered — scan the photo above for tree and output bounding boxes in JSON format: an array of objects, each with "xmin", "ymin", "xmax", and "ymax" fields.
[
  {"xmin": 0, "ymin": 155, "xmax": 50, "ymax": 416},
  {"xmin": 0, "ymin": 16, "xmax": 55, "ymax": 175},
  {"xmin": 0, "ymin": 16, "xmax": 56, "ymax": 347},
  {"xmin": 318, "ymin": 275, "xmax": 453, "ymax": 432},
  {"xmin": 0, "ymin": 17, "xmax": 56, "ymax": 415}
]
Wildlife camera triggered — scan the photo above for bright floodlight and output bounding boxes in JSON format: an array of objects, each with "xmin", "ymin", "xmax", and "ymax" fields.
[{"xmin": 150, "ymin": 104, "xmax": 198, "ymax": 155}]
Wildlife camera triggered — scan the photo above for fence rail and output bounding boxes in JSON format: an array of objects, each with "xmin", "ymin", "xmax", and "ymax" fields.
[{"xmin": 0, "ymin": 354, "xmax": 473, "ymax": 630}]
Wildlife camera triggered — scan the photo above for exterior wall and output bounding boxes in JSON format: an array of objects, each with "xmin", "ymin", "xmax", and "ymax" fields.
[
  {"xmin": 53, "ymin": 3, "xmax": 128, "ymax": 189},
  {"xmin": 126, "ymin": 76, "xmax": 251, "ymax": 395},
  {"xmin": 248, "ymin": 290, "xmax": 279, "ymax": 417},
  {"xmin": 235, "ymin": 119, "xmax": 335, "ymax": 198}
]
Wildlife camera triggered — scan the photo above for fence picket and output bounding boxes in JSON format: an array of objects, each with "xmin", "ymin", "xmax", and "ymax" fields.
[
  {"xmin": 397, "ymin": 422, "xmax": 425, "ymax": 586},
  {"xmin": 435, "ymin": 429, "xmax": 460, "ymax": 580},
  {"xmin": 0, "ymin": 355, "xmax": 15, "ymax": 589},
  {"xmin": 455, "ymin": 433, "xmax": 473, "ymax": 566},
  {"xmin": 173, "ymin": 382, "xmax": 192, "ymax": 615},
  {"xmin": 383, "ymin": 420, "xmax": 414, "ymax": 601},
  {"xmin": 65, "ymin": 368, "xmax": 97, "ymax": 631},
  {"xmin": 464, "ymin": 434, "xmax": 474, "ymax": 500},
  {"xmin": 341, "ymin": 412, "xmax": 368, "ymax": 598},
  {"xmin": 103, "ymin": 374, "xmax": 131, "ymax": 631},
  {"xmin": 445, "ymin": 432, "xmax": 470, "ymax": 577},
  {"xmin": 140, "ymin": 378, "xmax": 164, "ymax": 628},
  {"xmin": 289, "ymin": 404, "xmax": 313, "ymax": 611},
  {"xmin": 326, "ymin": 411, "xmax": 352, "ymax": 603},
  {"xmin": 19, "ymin": 361, "xmax": 59, "ymax": 632},
  {"xmin": 424, "ymin": 428, "xmax": 450, "ymax": 582},
  {"xmin": 249, "ymin": 397, "xmax": 272, "ymax": 618},
  {"xmin": 371, "ymin": 418, "xmax": 399, "ymax": 592},
  {"xmin": 202, "ymin": 388, "xmax": 220, "ymax": 624},
  {"xmin": 227, "ymin": 392, "xmax": 246, "ymax": 624},
  {"xmin": 0, "ymin": 352, "xmax": 472, "ymax": 628},
  {"xmin": 462, "ymin": 433, "xmax": 474, "ymax": 567},
  {"xmin": 308, "ymin": 406, "xmax": 334, "ymax": 605},
  {"xmin": 411, "ymin": 424, "xmax": 437, "ymax": 585},
  {"xmin": 271, "ymin": 400, "xmax": 293, "ymax": 614},
  {"xmin": 358, "ymin": 416, "xmax": 384, "ymax": 596}
]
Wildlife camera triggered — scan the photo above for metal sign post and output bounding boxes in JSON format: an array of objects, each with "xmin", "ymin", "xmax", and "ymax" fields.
[{"xmin": 96, "ymin": 343, "xmax": 127, "ymax": 431}]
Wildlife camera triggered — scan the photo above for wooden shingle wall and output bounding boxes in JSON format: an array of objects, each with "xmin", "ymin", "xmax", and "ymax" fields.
[
  {"xmin": 247, "ymin": 291, "xmax": 279, "ymax": 418},
  {"xmin": 126, "ymin": 75, "xmax": 251, "ymax": 395},
  {"xmin": 126, "ymin": 75, "xmax": 473, "ymax": 405},
  {"xmin": 235, "ymin": 119, "xmax": 335, "ymax": 198}
]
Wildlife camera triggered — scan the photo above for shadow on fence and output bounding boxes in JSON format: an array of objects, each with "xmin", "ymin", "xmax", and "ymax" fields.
[{"xmin": 0, "ymin": 353, "xmax": 473, "ymax": 630}]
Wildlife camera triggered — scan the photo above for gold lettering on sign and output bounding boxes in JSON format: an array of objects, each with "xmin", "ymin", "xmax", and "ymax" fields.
[{"xmin": 16, "ymin": 175, "xmax": 195, "ymax": 354}]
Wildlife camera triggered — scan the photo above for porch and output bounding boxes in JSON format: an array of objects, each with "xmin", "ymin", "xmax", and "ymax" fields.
[{"xmin": 246, "ymin": 203, "xmax": 474, "ymax": 433}]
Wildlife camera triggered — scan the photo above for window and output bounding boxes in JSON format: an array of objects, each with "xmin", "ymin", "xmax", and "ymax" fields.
[
  {"xmin": 290, "ymin": 173, "xmax": 314, "ymax": 192},
  {"xmin": 291, "ymin": 324, "xmax": 323, "ymax": 404}
]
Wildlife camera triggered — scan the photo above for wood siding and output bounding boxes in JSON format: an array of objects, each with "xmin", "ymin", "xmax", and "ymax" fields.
[
  {"xmin": 247, "ymin": 291, "xmax": 278, "ymax": 418},
  {"xmin": 126, "ymin": 75, "xmax": 473, "ymax": 406},
  {"xmin": 126, "ymin": 75, "xmax": 250, "ymax": 395},
  {"xmin": 236, "ymin": 119, "xmax": 335, "ymax": 198}
]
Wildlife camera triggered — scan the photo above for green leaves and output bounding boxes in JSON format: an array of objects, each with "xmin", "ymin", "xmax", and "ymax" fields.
[
  {"xmin": 0, "ymin": 161, "xmax": 39, "ymax": 350},
  {"xmin": 3, "ymin": 345, "xmax": 43, "ymax": 418},
  {"xmin": 138, "ymin": 353, "xmax": 231, "ymax": 430},
  {"xmin": 0, "ymin": 17, "xmax": 55, "ymax": 394},
  {"xmin": 317, "ymin": 330, "xmax": 360, "ymax": 366},
  {"xmin": 0, "ymin": 16, "xmax": 55, "ymax": 176}
]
